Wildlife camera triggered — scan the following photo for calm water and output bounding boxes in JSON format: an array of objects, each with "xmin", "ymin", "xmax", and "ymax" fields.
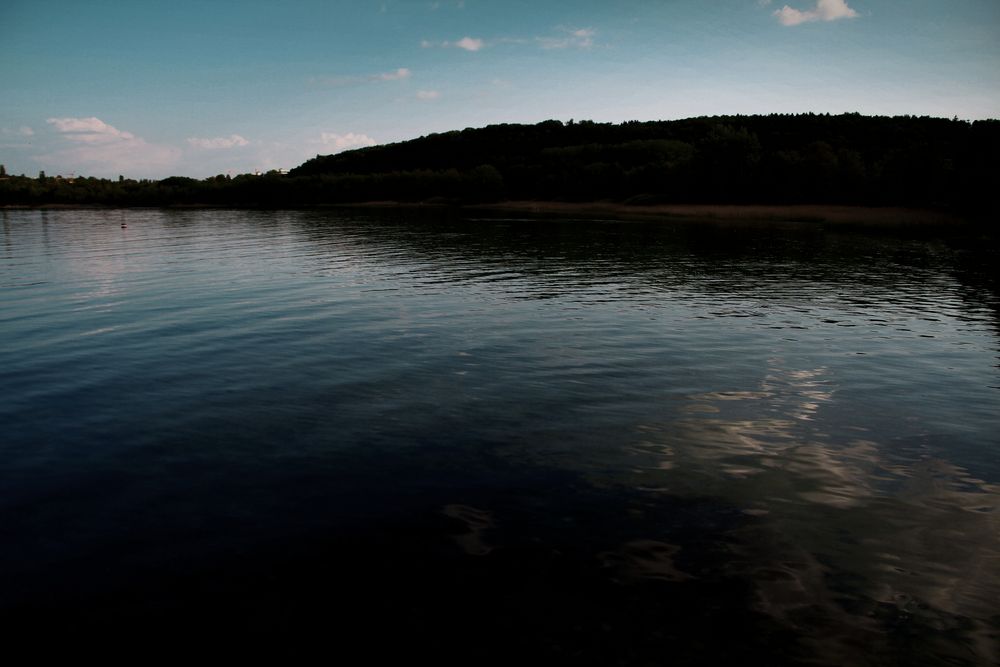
[{"xmin": 2, "ymin": 209, "xmax": 998, "ymax": 663}]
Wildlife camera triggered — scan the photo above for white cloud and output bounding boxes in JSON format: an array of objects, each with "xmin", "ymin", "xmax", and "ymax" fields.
[
  {"xmin": 429, "ymin": 1, "xmax": 464, "ymax": 9},
  {"xmin": 416, "ymin": 90, "xmax": 441, "ymax": 100},
  {"xmin": 422, "ymin": 36, "xmax": 485, "ymax": 51},
  {"xmin": 186, "ymin": 134, "xmax": 250, "ymax": 150},
  {"xmin": 774, "ymin": 0, "xmax": 858, "ymax": 26},
  {"xmin": 455, "ymin": 36, "xmax": 483, "ymax": 51},
  {"xmin": 47, "ymin": 116, "xmax": 135, "ymax": 142},
  {"xmin": 537, "ymin": 27, "xmax": 595, "ymax": 50},
  {"xmin": 318, "ymin": 132, "xmax": 377, "ymax": 152},
  {"xmin": 424, "ymin": 29, "xmax": 595, "ymax": 52},
  {"xmin": 40, "ymin": 117, "xmax": 180, "ymax": 175},
  {"xmin": 377, "ymin": 67, "xmax": 411, "ymax": 81},
  {"xmin": 311, "ymin": 68, "xmax": 411, "ymax": 87}
]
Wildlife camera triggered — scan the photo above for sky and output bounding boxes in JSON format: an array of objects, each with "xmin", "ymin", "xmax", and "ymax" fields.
[{"xmin": 1, "ymin": 0, "xmax": 998, "ymax": 179}]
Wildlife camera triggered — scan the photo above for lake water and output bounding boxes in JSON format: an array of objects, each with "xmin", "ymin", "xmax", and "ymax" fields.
[{"xmin": 2, "ymin": 209, "xmax": 998, "ymax": 663}]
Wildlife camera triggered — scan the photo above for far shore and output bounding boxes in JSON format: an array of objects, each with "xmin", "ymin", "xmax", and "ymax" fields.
[
  {"xmin": 3, "ymin": 200, "xmax": 975, "ymax": 226},
  {"xmin": 343, "ymin": 200, "xmax": 972, "ymax": 226}
]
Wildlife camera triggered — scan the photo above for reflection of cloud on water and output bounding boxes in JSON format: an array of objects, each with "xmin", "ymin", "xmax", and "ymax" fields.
[
  {"xmin": 636, "ymin": 360, "xmax": 860, "ymax": 503},
  {"xmin": 629, "ymin": 360, "xmax": 999, "ymax": 665},
  {"xmin": 442, "ymin": 504, "xmax": 495, "ymax": 556},
  {"xmin": 600, "ymin": 539, "xmax": 693, "ymax": 584}
]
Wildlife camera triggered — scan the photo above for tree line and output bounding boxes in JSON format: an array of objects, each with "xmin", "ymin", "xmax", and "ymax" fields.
[{"xmin": 2, "ymin": 113, "xmax": 998, "ymax": 214}]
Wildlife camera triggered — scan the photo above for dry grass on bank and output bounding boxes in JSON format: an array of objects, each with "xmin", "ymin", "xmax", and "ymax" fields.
[{"xmin": 467, "ymin": 201, "xmax": 967, "ymax": 226}]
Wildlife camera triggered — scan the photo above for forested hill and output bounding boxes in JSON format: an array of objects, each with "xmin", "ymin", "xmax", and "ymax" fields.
[
  {"xmin": 289, "ymin": 113, "xmax": 998, "ymax": 210},
  {"xmin": 2, "ymin": 113, "xmax": 998, "ymax": 212}
]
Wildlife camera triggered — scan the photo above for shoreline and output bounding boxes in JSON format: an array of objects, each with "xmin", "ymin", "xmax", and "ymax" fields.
[
  {"xmin": 342, "ymin": 200, "xmax": 972, "ymax": 226},
  {"xmin": 467, "ymin": 201, "xmax": 970, "ymax": 226},
  {"xmin": 3, "ymin": 201, "xmax": 972, "ymax": 226}
]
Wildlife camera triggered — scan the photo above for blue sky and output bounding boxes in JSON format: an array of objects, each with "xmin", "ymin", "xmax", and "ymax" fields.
[{"xmin": 1, "ymin": 0, "xmax": 998, "ymax": 178}]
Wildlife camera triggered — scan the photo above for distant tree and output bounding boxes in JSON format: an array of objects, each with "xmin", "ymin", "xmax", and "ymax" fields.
[
  {"xmin": 466, "ymin": 164, "xmax": 505, "ymax": 202},
  {"xmin": 0, "ymin": 114, "xmax": 996, "ymax": 213},
  {"xmin": 694, "ymin": 124, "xmax": 762, "ymax": 201},
  {"xmin": 0, "ymin": 164, "xmax": 6, "ymax": 177}
]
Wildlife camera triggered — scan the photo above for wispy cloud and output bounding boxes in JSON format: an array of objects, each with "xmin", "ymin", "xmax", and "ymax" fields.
[
  {"xmin": 318, "ymin": 132, "xmax": 377, "ymax": 152},
  {"xmin": 376, "ymin": 68, "xmax": 412, "ymax": 81},
  {"xmin": 537, "ymin": 27, "xmax": 595, "ymax": 50},
  {"xmin": 424, "ymin": 28, "xmax": 596, "ymax": 52},
  {"xmin": 416, "ymin": 90, "xmax": 441, "ymax": 100},
  {"xmin": 773, "ymin": 0, "xmax": 858, "ymax": 26},
  {"xmin": 186, "ymin": 134, "xmax": 250, "ymax": 150},
  {"xmin": 2, "ymin": 126, "xmax": 35, "ymax": 137},
  {"xmin": 40, "ymin": 117, "xmax": 180, "ymax": 175},
  {"xmin": 47, "ymin": 117, "xmax": 135, "ymax": 142},
  {"xmin": 454, "ymin": 36, "xmax": 483, "ymax": 51},
  {"xmin": 311, "ymin": 68, "xmax": 411, "ymax": 87},
  {"xmin": 421, "ymin": 36, "xmax": 484, "ymax": 51}
]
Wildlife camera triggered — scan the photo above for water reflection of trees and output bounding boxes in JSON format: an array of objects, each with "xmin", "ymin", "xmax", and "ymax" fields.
[
  {"xmin": 288, "ymin": 211, "xmax": 1000, "ymax": 332},
  {"xmin": 290, "ymin": 212, "xmax": 1000, "ymax": 664}
]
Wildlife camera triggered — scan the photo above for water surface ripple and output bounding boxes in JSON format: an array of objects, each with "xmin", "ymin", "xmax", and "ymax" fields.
[{"xmin": 2, "ymin": 209, "xmax": 998, "ymax": 663}]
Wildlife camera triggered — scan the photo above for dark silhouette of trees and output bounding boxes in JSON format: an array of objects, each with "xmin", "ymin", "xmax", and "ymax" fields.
[
  {"xmin": 284, "ymin": 113, "xmax": 997, "ymax": 214},
  {"xmin": 1, "ymin": 114, "xmax": 997, "ymax": 215}
]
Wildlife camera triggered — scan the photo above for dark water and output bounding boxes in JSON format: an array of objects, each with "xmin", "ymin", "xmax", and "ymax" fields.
[{"xmin": 2, "ymin": 209, "xmax": 998, "ymax": 663}]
